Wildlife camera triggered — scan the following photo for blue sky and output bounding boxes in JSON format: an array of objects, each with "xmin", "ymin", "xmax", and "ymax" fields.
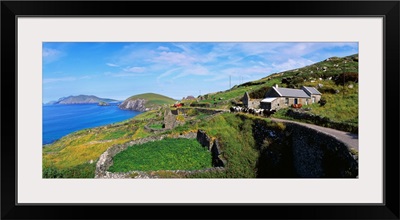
[{"xmin": 43, "ymin": 42, "xmax": 358, "ymax": 103}]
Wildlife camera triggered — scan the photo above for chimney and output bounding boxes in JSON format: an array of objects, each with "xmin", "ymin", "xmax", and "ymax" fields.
[{"xmin": 274, "ymin": 84, "xmax": 279, "ymax": 88}]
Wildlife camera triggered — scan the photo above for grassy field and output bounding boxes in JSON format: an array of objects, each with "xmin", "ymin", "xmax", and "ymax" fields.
[
  {"xmin": 148, "ymin": 123, "xmax": 164, "ymax": 130},
  {"xmin": 108, "ymin": 138, "xmax": 212, "ymax": 172}
]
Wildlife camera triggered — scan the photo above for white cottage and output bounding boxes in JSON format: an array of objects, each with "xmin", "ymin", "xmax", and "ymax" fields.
[{"xmin": 260, "ymin": 84, "xmax": 322, "ymax": 110}]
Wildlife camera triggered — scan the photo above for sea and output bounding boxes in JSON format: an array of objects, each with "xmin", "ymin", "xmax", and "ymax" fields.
[{"xmin": 42, "ymin": 103, "xmax": 141, "ymax": 145}]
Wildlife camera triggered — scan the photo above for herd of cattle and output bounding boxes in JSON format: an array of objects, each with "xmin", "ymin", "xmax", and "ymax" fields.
[{"xmin": 229, "ymin": 106, "xmax": 276, "ymax": 117}]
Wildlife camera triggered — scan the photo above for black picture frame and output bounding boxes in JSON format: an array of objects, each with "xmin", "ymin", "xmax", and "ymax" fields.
[{"xmin": 1, "ymin": 1, "xmax": 399, "ymax": 219}]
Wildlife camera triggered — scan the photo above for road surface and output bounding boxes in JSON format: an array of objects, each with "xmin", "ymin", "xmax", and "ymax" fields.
[{"xmin": 271, "ymin": 117, "xmax": 358, "ymax": 151}]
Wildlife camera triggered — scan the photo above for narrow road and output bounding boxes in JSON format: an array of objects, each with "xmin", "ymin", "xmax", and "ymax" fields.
[{"xmin": 271, "ymin": 117, "xmax": 358, "ymax": 151}]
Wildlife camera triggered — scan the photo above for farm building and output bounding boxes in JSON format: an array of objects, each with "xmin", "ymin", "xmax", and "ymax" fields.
[
  {"xmin": 260, "ymin": 84, "xmax": 321, "ymax": 110},
  {"xmin": 242, "ymin": 92, "xmax": 262, "ymax": 109}
]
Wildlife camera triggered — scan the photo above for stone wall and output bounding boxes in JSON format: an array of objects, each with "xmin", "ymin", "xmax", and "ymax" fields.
[
  {"xmin": 197, "ymin": 130, "xmax": 225, "ymax": 167},
  {"xmin": 175, "ymin": 107, "xmax": 229, "ymax": 116},
  {"xmin": 95, "ymin": 130, "xmax": 224, "ymax": 179},
  {"xmin": 285, "ymin": 109, "xmax": 358, "ymax": 134},
  {"xmin": 251, "ymin": 118, "xmax": 358, "ymax": 178},
  {"xmin": 95, "ymin": 135, "xmax": 169, "ymax": 178},
  {"xmin": 288, "ymin": 123, "xmax": 358, "ymax": 177},
  {"xmin": 163, "ymin": 109, "xmax": 185, "ymax": 129}
]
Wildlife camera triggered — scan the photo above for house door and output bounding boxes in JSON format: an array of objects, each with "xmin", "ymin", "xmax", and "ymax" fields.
[{"xmin": 294, "ymin": 98, "xmax": 298, "ymax": 104}]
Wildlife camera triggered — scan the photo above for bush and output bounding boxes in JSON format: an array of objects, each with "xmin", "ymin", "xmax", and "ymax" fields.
[
  {"xmin": 319, "ymin": 98, "xmax": 327, "ymax": 106},
  {"xmin": 334, "ymin": 72, "xmax": 358, "ymax": 85},
  {"xmin": 190, "ymin": 102, "xmax": 211, "ymax": 108},
  {"xmin": 249, "ymin": 86, "xmax": 270, "ymax": 99}
]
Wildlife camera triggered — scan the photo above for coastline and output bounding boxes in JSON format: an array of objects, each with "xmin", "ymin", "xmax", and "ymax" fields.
[{"xmin": 43, "ymin": 104, "xmax": 141, "ymax": 146}]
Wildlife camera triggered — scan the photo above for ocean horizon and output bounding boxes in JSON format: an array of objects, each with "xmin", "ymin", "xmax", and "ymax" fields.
[{"xmin": 43, "ymin": 104, "xmax": 141, "ymax": 145}]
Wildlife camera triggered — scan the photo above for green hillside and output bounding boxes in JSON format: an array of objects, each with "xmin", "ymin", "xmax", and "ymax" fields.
[
  {"xmin": 127, "ymin": 93, "xmax": 177, "ymax": 108},
  {"xmin": 194, "ymin": 54, "xmax": 359, "ymax": 131}
]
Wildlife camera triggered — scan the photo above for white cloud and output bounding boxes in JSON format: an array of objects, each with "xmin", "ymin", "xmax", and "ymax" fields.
[
  {"xmin": 106, "ymin": 63, "xmax": 119, "ymax": 67},
  {"xmin": 173, "ymin": 65, "xmax": 210, "ymax": 79},
  {"xmin": 157, "ymin": 46, "xmax": 170, "ymax": 51},
  {"xmin": 123, "ymin": 66, "xmax": 145, "ymax": 73},
  {"xmin": 152, "ymin": 51, "xmax": 196, "ymax": 66},
  {"xmin": 108, "ymin": 73, "xmax": 147, "ymax": 77},
  {"xmin": 237, "ymin": 43, "xmax": 282, "ymax": 55},
  {"xmin": 42, "ymin": 48, "xmax": 64, "ymax": 63},
  {"xmin": 272, "ymin": 58, "xmax": 314, "ymax": 72},
  {"xmin": 43, "ymin": 77, "xmax": 76, "ymax": 84},
  {"xmin": 104, "ymin": 71, "xmax": 147, "ymax": 77},
  {"xmin": 43, "ymin": 48, "xmax": 60, "ymax": 57},
  {"xmin": 79, "ymin": 75, "xmax": 93, "ymax": 80},
  {"xmin": 157, "ymin": 68, "xmax": 182, "ymax": 80}
]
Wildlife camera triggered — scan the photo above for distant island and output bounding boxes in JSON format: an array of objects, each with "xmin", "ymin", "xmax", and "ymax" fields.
[
  {"xmin": 98, "ymin": 101, "xmax": 110, "ymax": 106},
  {"xmin": 46, "ymin": 95, "xmax": 117, "ymax": 105}
]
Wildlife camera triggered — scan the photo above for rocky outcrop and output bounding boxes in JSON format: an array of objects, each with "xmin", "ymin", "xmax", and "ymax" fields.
[
  {"xmin": 98, "ymin": 101, "xmax": 110, "ymax": 106},
  {"xmin": 118, "ymin": 99, "xmax": 148, "ymax": 111}
]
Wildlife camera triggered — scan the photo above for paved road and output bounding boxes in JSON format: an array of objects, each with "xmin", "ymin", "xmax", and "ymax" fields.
[{"xmin": 271, "ymin": 118, "xmax": 359, "ymax": 151}]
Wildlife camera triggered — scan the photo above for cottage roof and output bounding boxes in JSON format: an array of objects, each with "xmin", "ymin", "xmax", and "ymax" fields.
[
  {"xmin": 302, "ymin": 86, "xmax": 322, "ymax": 95},
  {"xmin": 274, "ymin": 87, "xmax": 310, "ymax": 98},
  {"xmin": 261, "ymin": 97, "xmax": 277, "ymax": 103}
]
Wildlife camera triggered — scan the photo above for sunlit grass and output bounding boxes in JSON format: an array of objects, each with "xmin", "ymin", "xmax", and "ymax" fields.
[{"xmin": 108, "ymin": 138, "xmax": 212, "ymax": 172}]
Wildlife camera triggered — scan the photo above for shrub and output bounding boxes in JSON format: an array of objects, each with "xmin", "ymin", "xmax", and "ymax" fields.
[
  {"xmin": 319, "ymin": 98, "xmax": 327, "ymax": 106},
  {"xmin": 334, "ymin": 72, "xmax": 358, "ymax": 85},
  {"xmin": 249, "ymin": 86, "xmax": 270, "ymax": 99},
  {"xmin": 185, "ymin": 108, "xmax": 198, "ymax": 116}
]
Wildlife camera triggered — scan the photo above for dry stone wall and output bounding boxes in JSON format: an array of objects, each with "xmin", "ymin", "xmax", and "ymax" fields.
[
  {"xmin": 285, "ymin": 109, "xmax": 358, "ymax": 134},
  {"xmin": 95, "ymin": 130, "xmax": 224, "ymax": 179},
  {"xmin": 252, "ymin": 118, "xmax": 358, "ymax": 178},
  {"xmin": 287, "ymin": 123, "xmax": 358, "ymax": 178}
]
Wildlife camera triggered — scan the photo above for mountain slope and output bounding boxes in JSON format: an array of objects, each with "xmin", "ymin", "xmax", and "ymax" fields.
[
  {"xmin": 196, "ymin": 54, "xmax": 359, "ymax": 129},
  {"xmin": 119, "ymin": 93, "xmax": 176, "ymax": 111}
]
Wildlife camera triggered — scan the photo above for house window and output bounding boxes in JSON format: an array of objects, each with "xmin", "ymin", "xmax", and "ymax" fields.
[
  {"xmin": 294, "ymin": 98, "xmax": 298, "ymax": 104},
  {"xmin": 285, "ymin": 98, "xmax": 289, "ymax": 105},
  {"xmin": 312, "ymin": 97, "xmax": 315, "ymax": 103}
]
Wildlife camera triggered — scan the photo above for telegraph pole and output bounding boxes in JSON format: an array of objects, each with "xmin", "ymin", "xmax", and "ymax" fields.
[{"xmin": 343, "ymin": 60, "xmax": 346, "ymax": 98}]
